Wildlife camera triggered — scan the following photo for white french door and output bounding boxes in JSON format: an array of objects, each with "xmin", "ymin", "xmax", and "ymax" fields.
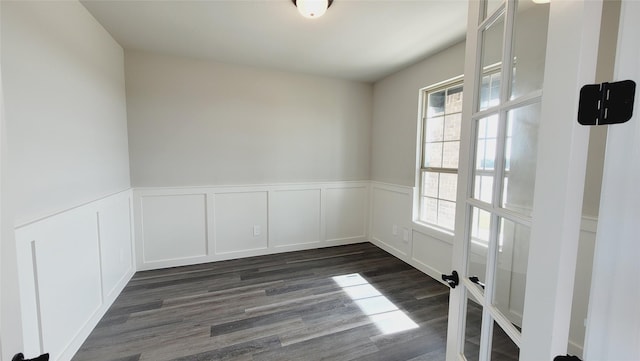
[{"xmin": 445, "ymin": 0, "xmax": 604, "ymax": 360}]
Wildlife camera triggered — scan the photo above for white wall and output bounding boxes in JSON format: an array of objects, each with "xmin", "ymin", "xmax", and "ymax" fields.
[
  {"xmin": 1, "ymin": 1, "xmax": 132, "ymax": 360},
  {"xmin": 2, "ymin": 1, "xmax": 131, "ymax": 225},
  {"xmin": 134, "ymin": 182, "xmax": 369, "ymax": 270},
  {"xmin": 125, "ymin": 50, "xmax": 372, "ymax": 187},
  {"xmin": 371, "ymin": 42, "xmax": 466, "ymax": 187}
]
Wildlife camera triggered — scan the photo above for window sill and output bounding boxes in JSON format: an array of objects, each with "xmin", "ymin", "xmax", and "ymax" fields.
[{"xmin": 412, "ymin": 221, "xmax": 455, "ymax": 245}]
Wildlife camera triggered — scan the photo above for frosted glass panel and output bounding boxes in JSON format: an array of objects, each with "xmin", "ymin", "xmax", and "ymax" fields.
[
  {"xmin": 501, "ymin": 103, "xmax": 540, "ymax": 216},
  {"xmin": 465, "ymin": 295, "xmax": 483, "ymax": 361},
  {"xmin": 468, "ymin": 207, "xmax": 491, "ymax": 291},
  {"xmin": 473, "ymin": 115, "xmax": 499, "ymax": 203},
  {"xmin": 510, "ymin": 0, "xmax": 550, "ymax": 99},
  {"xmin": 479, "ymin": 14, "xmax": 504, "ymax": 111},
  {"xmin": 491, "ymin": 320, "xmax": 520, "ymax": 360},
  {"xmin": 494, "ymin": 218, "xmax": 531, "ymax": 327},
  {"xmin": 484, "ymin": 0, "xmax": 504, "ymax": 20}
]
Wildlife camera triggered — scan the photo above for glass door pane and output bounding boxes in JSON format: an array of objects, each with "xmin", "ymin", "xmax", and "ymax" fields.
[
  {"xmin": 490, "ymin": 321, "xmax": 520, "ymax": 360},
  {"xmin": 465, "ymin": 295, "xmax": 484, "ymax": 361},
  {"xmin": 509, "ymin": 0, "xmax": 551, "ymax": 99},
  {"xmin": 479, "ymin": 14, "xmax": 505, "ymax": 111},
  {"xmin": 494, "ymin": 218, "xmax": 531, "ymax": 326},
  {"xmin": 473, "ymin": 115, "xmax": 500, "ymax": 203},
  {"xmin": 501, "ymin": 103, "xmax": 541, "ymax": 216},
  {"xmin": 484, "ymin": 0, "xmax": 504, "ymax": 20}
]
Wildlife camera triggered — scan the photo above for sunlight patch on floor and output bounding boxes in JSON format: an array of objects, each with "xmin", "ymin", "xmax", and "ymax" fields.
[{"xmin": 332, "ymin": 273, "xmax": 419, "ymax": 335}]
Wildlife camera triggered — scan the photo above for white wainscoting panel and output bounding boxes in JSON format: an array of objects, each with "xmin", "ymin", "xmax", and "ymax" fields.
[
  {"xmin": 98, "ymin": 194, "xmax": 134, "ymax": 300},
  {"xmin": 214, "ymin": 192, "xmax": 268, "ymax": 254},
  {"xmin": 411, "ymin": 230, "xmax": 453, "ymax": 282},
  {"xmin": 133, "ymin": 182, "xmax": 369, "ymax": 270},
  {"xmin": 325, "ymin": 186, "xmax": 368, "ymax": 242},
  {"xmin": 269, "ymin": 188, "xmax": 321, "ymax": 247},
  {"xmin": 34, "ymin": 208, "xmax": 102, "ymax": 360},
  {"xmin": 370, "ymin": 183, "xmax": 413, "ymax": 258},
  {"xmin": 14, "ymin": 190, "xmax": 134, "ymax": 361},
  {"xmin": 139, "ymin": 194, "xmax": 208, "ymax": 264}
]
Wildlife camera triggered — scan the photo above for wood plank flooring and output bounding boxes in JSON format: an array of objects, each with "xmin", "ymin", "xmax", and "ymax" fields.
[{"xmin": 72, "ymin": 243, "xmax": 518, "ymax": 361}]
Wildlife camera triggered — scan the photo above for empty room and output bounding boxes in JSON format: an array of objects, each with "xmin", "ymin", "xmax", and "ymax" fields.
[{"xmin": 1, "ymin": 1, "xmax": 638, "ymax": 361}]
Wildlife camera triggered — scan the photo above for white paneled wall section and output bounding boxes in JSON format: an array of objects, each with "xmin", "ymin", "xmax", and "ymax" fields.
[
  {"xmin": 133, "ymin": 182, "xmax": 370, "ymax": 270},
  {"xmin": 369, "ymin": 182, "xmax": 453, "ymax": 282},
  {"xmin": 14, "ymin": 190, "xmax": 134, "ymax": 361}
]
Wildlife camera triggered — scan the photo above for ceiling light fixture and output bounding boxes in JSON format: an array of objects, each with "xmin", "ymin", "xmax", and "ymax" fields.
[{"xmin": 292, "ymin": 0, "xmax": 333, "ymax": 19}]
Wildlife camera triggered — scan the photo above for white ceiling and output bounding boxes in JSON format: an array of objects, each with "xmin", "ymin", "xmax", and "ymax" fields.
[{"xmin": 81, "ymin": 0, "xmax": 468, "ymax": 83}]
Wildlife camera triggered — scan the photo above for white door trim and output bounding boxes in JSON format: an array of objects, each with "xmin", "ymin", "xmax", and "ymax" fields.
[
  {"xmin": 520, "ymin": 1, "xmax": 603, "ymax": 360},
  {"xmin": 583, "ymin": 1, "xmax": 640, "ymax": 359}
]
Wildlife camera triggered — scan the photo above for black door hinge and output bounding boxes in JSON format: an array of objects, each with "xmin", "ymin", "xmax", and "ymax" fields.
[{"xmin": 578, "ymin": 80, "xmax": 636, "ymax": 126}]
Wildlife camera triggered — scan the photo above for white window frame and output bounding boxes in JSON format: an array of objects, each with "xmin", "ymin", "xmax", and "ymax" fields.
[{"xmin": 414, "ymin": 76, "xmax": 464, "ymax": 236}]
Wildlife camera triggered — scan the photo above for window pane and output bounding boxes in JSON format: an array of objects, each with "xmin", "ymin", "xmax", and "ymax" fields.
[
  {"xmin": 444, "ymin": 114, "xmax": 462, "ymax": 141},
  {"xmin": 424, "ymin": 142, "xmax": 443, "ymax": 168},
  {"xmin": 479, "ymin": 13, "xmax": 504, "ymax": 111},
  {"xmin": 471, "ymin": 207, "xmax": 491, "ymax": 244},
  {"xmin": 484, "ymin": 0, "xmax": 504, "ymax": 20},
  {"xmin": 443, "ymin": 141, "xmax": 460, "ymax": 169},
  {"xmin": 439, "ymin": 173, "xmax": 457, "ymax": 202},
  {"xmin": 464, "ymin": 295, "xmax": 483, "ymax": 361},
  {"xmin": 425, "ymin": 116, "xmax": 444, "ymax": 142},
  {"xmin": 421, "ymin": 197, "xmax": 438, "ymax": 224},
  {"xmin": 446, "ymin": 85, "xmax": 464, "ymax": 114},
  {"xmin": 423, "ymin": 171, "xmax": 439, "ymax": 198},
  {"xmin": 494, "ymin": 218, "xmax": 530, "ymax": 329},
  {"xmin": 490, "ymin": 320, "xmax": 520, "ymax": 360},
  {"xmin": 473, "ymin": 115, "xmax": 498, "ymax": 201},
  {"xmin": 474, "ymin": 175, "xmax": 494, "ymax": 203},
  {"xmin": 438, "ymin": 200, "xmax": 456, "ymax": 230},
  {"xmin": 428, "ymin": 90, "xmax": 446, "ymax": 117},
  {"xmin": 501, "ymin": 103, "xmax": 540, "ymax": 216},
  {"xmin": 468, "ymin": 207, "xmax": 491, "ymax": 289},
  {"xmin": 510, "ymin": 0, "xmax": 549, "ymax": 99}
]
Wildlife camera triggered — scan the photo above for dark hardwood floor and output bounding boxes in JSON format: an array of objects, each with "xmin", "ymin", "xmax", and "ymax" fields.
[{"xmin": 73, "ymin": 243, "xmax": 518, "ymax": 361}]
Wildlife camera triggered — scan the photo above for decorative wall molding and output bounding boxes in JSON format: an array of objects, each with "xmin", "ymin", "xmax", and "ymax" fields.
[
  {"xmin": 14, "ymin": 190, "xmax": 135, "ymax": 361},
  {"xmin": 133, "ymin": 181, "xmax": 370, "ymax": 271},
  {"xmin": 12, "ymin": 180, "xmax": 599, "ymax": 360}
]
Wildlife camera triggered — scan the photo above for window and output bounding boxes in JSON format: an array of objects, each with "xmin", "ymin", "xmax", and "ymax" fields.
[
  {"xmin": 417, "ymin": 80, "xmax": 463, "ymax": 232},
  {"xmin": 417, "ymin": 67, "xmax": 502, "ymax": 234}
]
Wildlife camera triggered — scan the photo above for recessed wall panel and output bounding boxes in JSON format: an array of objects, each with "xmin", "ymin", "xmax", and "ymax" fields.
[
  {"xmin": 33, "ymin": 208, "xmax": 102, "ymax": 360},
  {"xmin": 98, "ymin": 194, "xmax": 133, "ymax": 298},
  {"xmin": 371, "ymin": 186, "xmax": 411, "ymax": 256},
  {"xmin": 141, "ymin": 194, "xmax": 207, "ymax": 262},
  {"xmin": 214, "ymin": 192, "xmax": 268, "ymax": 254},
  {"xmin": 325, "ymin": 187, "xmax": 367, "ymax": 241},
  {"xmin": 271, "ymin": 189, "xmax": 321, "ymax": 247},
  {"xmin": 412, "ymin": 231, "xmax": 453, "ymax": 277}
]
